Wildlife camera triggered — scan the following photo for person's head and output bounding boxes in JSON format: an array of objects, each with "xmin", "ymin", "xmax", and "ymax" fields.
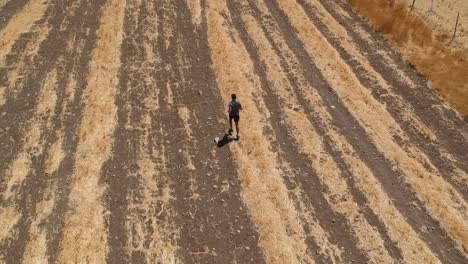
[{"xmin": 231, "ymin": 94, "xmax": 237, "ymax": 101}]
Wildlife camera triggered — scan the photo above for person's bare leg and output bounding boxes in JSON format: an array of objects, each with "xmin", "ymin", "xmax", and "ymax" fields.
[
  {"xmin": 229, "ymin": 118, "xmax": 233, "ymax": 134},
  {"xmin": 235, "ymin": 121, "xmax": 239, "ymax": 137}
]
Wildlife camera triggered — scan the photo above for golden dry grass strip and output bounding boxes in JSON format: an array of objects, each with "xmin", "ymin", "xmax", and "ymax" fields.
[
  {"xmin": 57, "ymin": 0, "xmax": 126, "ymax": 262},
  {"xmin": 275, "ymin": 0, "xmax": 468, "ymax": 253},
  {"xmin": 22, "ymin": 189, "xmax": 55, "ymax": 263},
  {"xmin": 178, "ymin": 106, "xmax": 193, "ymax": 137},
  {"xmin": 187, "ymin": 0, "xmax": 202, "ymax": 28},
  {"xmin": 207, "ymin": 2, "xmax": 314, "ymax": 263},
  {"xmin": 0, "ymin": 207, "xmax": 20, "ymax": 249},
  {"xmin": 127, "ymin": 158, "xmax": 179, "ymax": 263},
  {"xmin": 0, "ymin": 0, "xmax": 47, "ymax": 61},
  {"xmin": 347, "ymin": 0, "xmax": 468, "ymax": 117}
]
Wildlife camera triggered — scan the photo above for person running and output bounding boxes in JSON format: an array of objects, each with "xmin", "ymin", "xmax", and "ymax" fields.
[{"xmin": 228, "ymin": 93, "xmax": 242, "ymax": 139}]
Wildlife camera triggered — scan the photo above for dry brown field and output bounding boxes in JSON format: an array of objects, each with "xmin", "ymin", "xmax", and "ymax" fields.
[{"xmin": 0, "ymin": 0, "xmax": 467, "ymax": 263}]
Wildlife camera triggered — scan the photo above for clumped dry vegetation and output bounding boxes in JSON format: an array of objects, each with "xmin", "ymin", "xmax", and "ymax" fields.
[{"xmin": 348, "ymin": 0, "xmax": 468, "ymax": 118}]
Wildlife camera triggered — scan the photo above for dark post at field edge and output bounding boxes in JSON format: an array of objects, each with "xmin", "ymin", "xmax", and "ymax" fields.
[
  {"xmin": 449, "ymin": 12, "xmax": 460, "ymax": 45},
  {"xmin": 410, "ymin": 0, "xmax": 416, "ymax": 12}
]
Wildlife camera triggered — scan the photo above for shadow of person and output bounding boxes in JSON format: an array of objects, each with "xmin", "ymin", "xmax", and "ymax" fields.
[{"xmin": 216, "ymin": 133, "xmax": 239, "ymax": 148}]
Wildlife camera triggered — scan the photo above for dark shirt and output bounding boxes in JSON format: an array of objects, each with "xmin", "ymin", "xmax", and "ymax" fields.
[{"xmin": 229, "ymin": 101, "xmax": 241, "ymax": 116}]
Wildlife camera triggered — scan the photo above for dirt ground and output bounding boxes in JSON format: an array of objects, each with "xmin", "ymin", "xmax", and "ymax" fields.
[{"xmin": 0, "ymin": 0, "xmax": 467, "ymax": 263}]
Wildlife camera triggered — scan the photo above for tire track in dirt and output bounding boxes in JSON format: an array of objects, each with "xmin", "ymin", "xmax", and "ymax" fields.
[
  {"xmin": 103, "ymin": 0, "xmax": 180, "ymax": 262},
  {"xmin": 264, "ymin": 0, "xmax": 467, "ymax": 262},
  {"xmin": 300, "ymin": 0, "xmax": 468, "ymax": 199},
  {"xmin": 330, "ymin": 0, "xmax": 468, "ymax": 164},
  {"xmin": 241, "ymin": 1, "xmax": 405, "ymax": 262},
  {"xmin": 101, "ymin": 0, "xmax": 142, "ymax": 261},
  {"xmin": 0, "ymin": 1, "xmax": 106, "ymax": 262}
]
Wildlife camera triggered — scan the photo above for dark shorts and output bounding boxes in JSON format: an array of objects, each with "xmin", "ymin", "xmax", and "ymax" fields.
[{"xmin": 229, "ymin": 115, "xmax": 240, "ymax": 123}]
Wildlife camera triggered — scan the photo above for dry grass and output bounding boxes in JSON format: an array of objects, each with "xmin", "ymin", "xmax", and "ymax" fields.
[
  {"xmin": 0, "ymin": 0, "xmax": 8, "ymax": 9},
  {"xmin": 23, "ymin": 192, "xmax": 55, "ymax": 263},
  {"xmin": 58, "ymin": 0, "xmax": 126, "ymax": 262},
  {"xmin": 0, "ymin": 0, "xmax": 47, "ymax": 61},
  {"xmin": 277, "ymin": 0, "xmax": 468, "ymax": 254},
  {"xmin": 187, "ymin": 0, "xmax": 202, "ymax": 28},
  {"xmin": 44, "ymin": 77, "xmax": 77, "ymax": 176},
  {"xmin": 348, "ymin": 0, "xmax": 468, "ymax": 117},
  {"xmin": 3, "ymin": 69, "xmax": 57, "ymax": 200},
  {"xmin": 240, "ymin": 3, "xmax": 393, "ymax": 261},
  {"xmin": 207, "ymin": 1, "xmax": 312, "ymax": 262},
  {"xmin": 177, "ymin": 106, "xmax": 193, "ymax": 137},
  {"xmin": 130, "ymin": 158, "xmax": 180, "ymax": 263}
]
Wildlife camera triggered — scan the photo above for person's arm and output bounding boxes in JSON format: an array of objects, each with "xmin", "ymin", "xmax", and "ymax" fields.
[{"xmin": 239, "ymin": 103, "xmax": 242, "ymax": 110}]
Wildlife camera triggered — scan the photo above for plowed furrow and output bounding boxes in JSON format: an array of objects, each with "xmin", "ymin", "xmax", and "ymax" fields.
[
  {"xmin": 127, "ymin": 0, "xmax": 264, "ymax": 262},
  {"xmin": 296, "ymin": 0, "xmax": 468, "ymax": 200},
  {"xmin": 230, "ymin": 3, "xmax": 353, "ymax": 262},
  {"xmin": 241, "ymin": 1, "xmax": 405, "ymax": 262},
  {"xmin": 0, "ymin": 0, "xmax": 49, "ymax": 107},
  {"xmin": 326, "ymin": 0, "xmax": 468, "ymax": 164},
  {"xmin": 208, "ymin": 1, "xmax": 321, "ymax": 262},
  {"xmin": 103, "ymin": 0, "xmax": 156, "ymax": 262},
  {"xmin": 242, "ymin": 2, "xmax": 440, "ymax": 263},
  {"xmin": 262, "ymin": 0, "xmax": 467, "ymax": 262},
  {"xmin": 57, "ymin": 0, "xmax": 125, "ymax": 262},
  {"xmin": 228, "ymin": 1, "xmax": 373, "ymax": 263},
  {"xmin": 0, "ymin": 0, "xmax": 54, "ymax": 180},
  {"xmin": 0, "ymin": 0, "xmax": 106, "ymax": 262},
  {"xmin": 272, "ymin": 0, "xmax": 468, "ymax": 257},
  {"xmin": 103, "ymin": 0, "xmax": 183, "ymax": 262}
]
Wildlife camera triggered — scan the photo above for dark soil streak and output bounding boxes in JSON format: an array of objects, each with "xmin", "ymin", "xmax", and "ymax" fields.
[
  {"xmin": 0, "ymin": 1, "xmax": 57, "ymax": 184},
  {"xmin": 0, "ymin": 0, "xmax": 107, "ymax": 262},
  {"xmin": 104, "ymin": 0, "xmax": 264, "ymax": 263},
  {"xmin": 229, "ymin": 1, "xmax": 370, "ymax": 263},
  {"xmin": 323, "ymin": 0, "xmax": 468, "ymax": 167},
  {"xmin": 245, "ymin": 0, "xmax": 405, "ymax": 261},
  {"xmin": 43, "ymin": 0, "xmax": 107, "ymax": 262},
  {"xmin": 102, "ymin": 0, "xmax": 141, "ymax": 262},
  {"xmin": 0, "ymin": 0, "xmax": 28, "ymax": 31},
  {"xmin": 156, "ymin": 0, "xmax": 264, "ymax": 262},
  {"xmin": 264, "ymin": 0, "xmax": 467, "ymax": 263},
  {"xmin": 297, "ymin": 0, "xmax": 468, "ymax": 201}
]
